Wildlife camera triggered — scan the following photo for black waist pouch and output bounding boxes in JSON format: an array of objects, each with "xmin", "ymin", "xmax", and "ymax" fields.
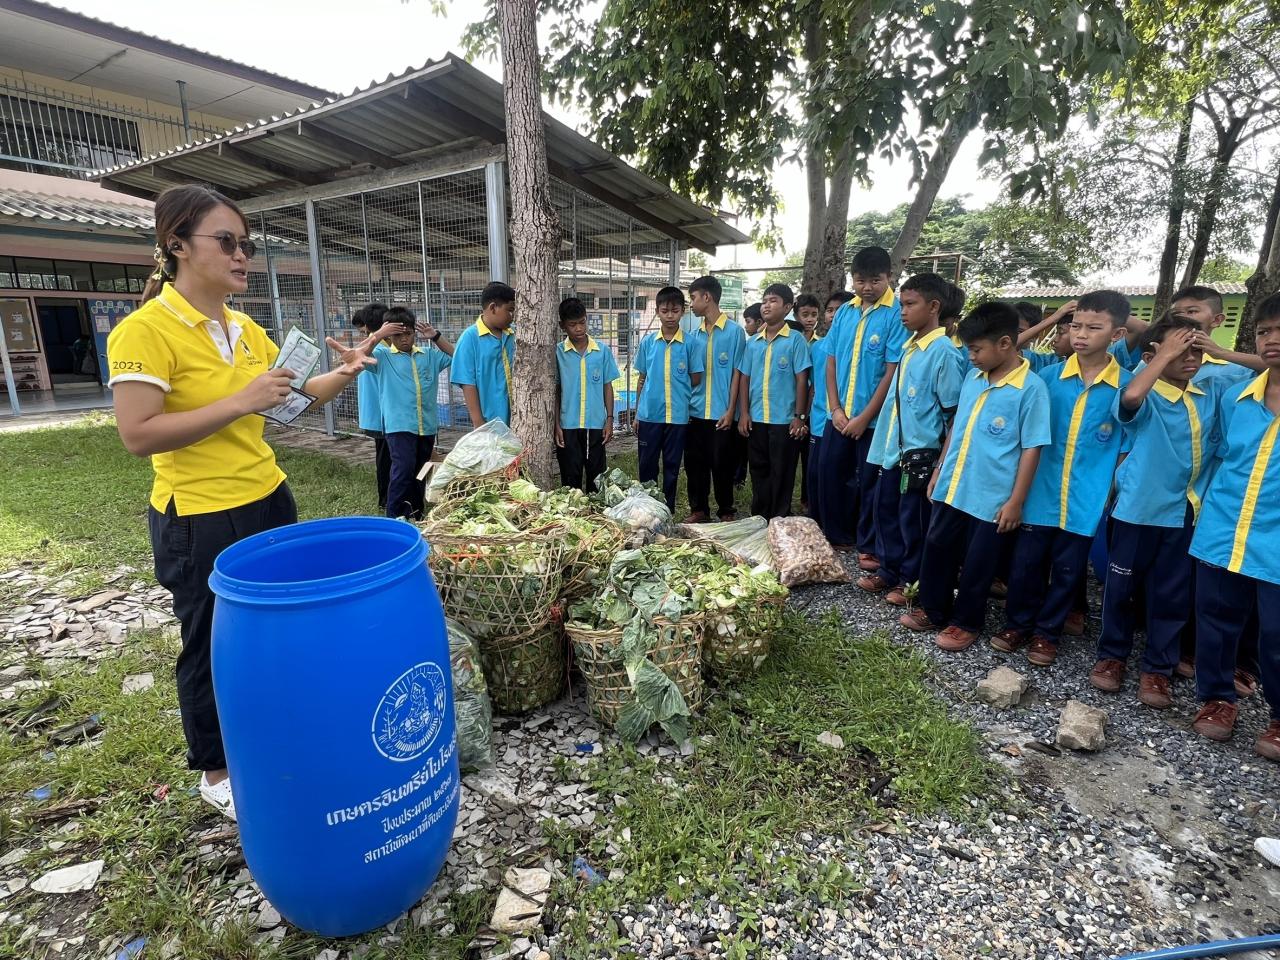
[{"xmin": 899, "ymin": 447, "xmax": 941, "ymax": 493}]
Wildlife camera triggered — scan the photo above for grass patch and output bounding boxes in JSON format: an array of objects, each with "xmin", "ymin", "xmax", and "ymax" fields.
[{"xmin": 547, "ymin": 612, "xmax": 994, "ymax": 955}]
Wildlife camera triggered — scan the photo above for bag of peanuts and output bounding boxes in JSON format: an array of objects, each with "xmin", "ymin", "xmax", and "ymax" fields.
[{"xmin": 766, "ymin": 517, "xmax": 852, "ymax": 588}]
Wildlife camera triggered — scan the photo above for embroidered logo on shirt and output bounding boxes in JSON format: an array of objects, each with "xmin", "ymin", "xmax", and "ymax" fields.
[
  {"xmin": 869, "ymin": 334, "xmax": 881, "ymax": 346},
  {"xmin": 1095, "ymin": 422, "xmax": 1114, "ymax": 443},
  {"xmin": 987, "ymin": 416, "xmax": 1008, "ymax": 437},
  {"xmin": 677, "ymin": 361, "xmax": 687, "ymax": 373},
  {"xmin": 778, "ymin": 356, "xmax": 790, "ymax": 370},
  {"xmin": 592, "ymin": 369, "xmax": 602, "ymax": 382},
  {"xmin": 718, "ymin": 351, "xmax": 729, "ymax": 365},
  {"xmin": 907, "ymin": 385, "xmax": 918, "ymax": 399}
]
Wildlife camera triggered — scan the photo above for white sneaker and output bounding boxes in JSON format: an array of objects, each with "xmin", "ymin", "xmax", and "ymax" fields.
[
  {"xmin": 1257, "ymin": 836, "xmax": 1280, "ymax": 868},
  {"xmin": 199, "ymin": 773, "xmax": 237, "ymax": 821}
]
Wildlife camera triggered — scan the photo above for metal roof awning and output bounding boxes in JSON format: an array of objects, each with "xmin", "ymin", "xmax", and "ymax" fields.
[
  {"xmin": 1000, "ymin": 283, "xmax": 1250, "ymax": 298},
  {"xmin": 0, "ymin": 169, "xmax": 153, "ymax": 235},
  {"xmin": 92, "ymin": 56, "xmax": 749, "ymax": 254}
]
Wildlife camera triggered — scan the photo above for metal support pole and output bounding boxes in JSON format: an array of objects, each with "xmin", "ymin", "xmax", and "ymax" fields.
[
  {"xmin": 669, "ymin": 239, "xmax": 680, "ymax": 285},
  {"xmin": 303, "ymin": 199, "xmax": 336, "ymax": 436},
  {"xmin": 261, "ymin": 213, "xmax": 284, "ymax": 337},
  {"xmin": 571, "ymin": 190, "xmax": 578, "ymax": 293},
  {"xmin": 177, "ymin": 80, "xmax": 191, "ymax": 141},
  {"xmin": 484, "ymin": 160, "xmax": 509, "ymax": 282},
  {"xmin": 360, "ymin": 193, "xmax": 374, "ymax": 302},
  {"xmin": 417, "ymin": 180, "xmax": 432, "ymax": 326},
  {"xmin": 0, "ymin": 326, "xmax": 21, "ymax": 417}
]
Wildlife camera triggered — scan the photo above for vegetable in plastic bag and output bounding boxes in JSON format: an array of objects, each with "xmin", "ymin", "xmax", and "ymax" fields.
[
  {"xmin": 681, "ymin": 515, "xmax": 773, "ymax": 568},
  {"xmin": 447, "ymin": 618, "xmax": 494, "ymax": 770},
  {"xmin": 766, "ymin": 516, "xmax": 852, "ymax": 587},
  {"xmin": 604, "ymin": 490, "xmax": 671, "ymax": 538},
  {"xmin": 426, "ymin": 420, "xmax": 523, "ymax": 502}
]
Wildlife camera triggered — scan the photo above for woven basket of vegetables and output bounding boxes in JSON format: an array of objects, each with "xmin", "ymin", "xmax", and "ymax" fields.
[
  {"xmin": 566, "ymin": 614, "xmax": 705, "ymax": 727},
  {"xmin": 478, "ymin": 617, "xmax": 566, "ymax": 714},
  {"xmin": 703, "ymin": 589, "xmax": 786, "ymax": 680},
  {"xmin": 560, "ymin": 518, "xmax": 627, "ymax": 599},
  {"xmin": 440, "ymin": 461, "xmax": 522, "ymax": 505}
]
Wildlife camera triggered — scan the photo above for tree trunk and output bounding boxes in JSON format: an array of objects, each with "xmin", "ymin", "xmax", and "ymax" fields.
[
  {"xmin": 1153, "ymin": 103, "xmax": 1193, "ymax": 318},
  {"xmin": 1237, "ymin": 163, "xmax": 1280, "ymax": 350},
  {"xmin": 801, "ymin": 138, "xmax": 828, "ymax": 297},
  {"xmin": 1179, "ymin": 115, "xmax": 1247, "ymax": 290},
  {"xmin": 800, "ymin": 143, "xmax": 855, "ymax": 302},
  {"xmin": 498, "ymin": 0, "xmax": 561, "ymax": 488},
  {"xmin": 889, "ymin": 112, "xmax": 975, "ymax": 278}
]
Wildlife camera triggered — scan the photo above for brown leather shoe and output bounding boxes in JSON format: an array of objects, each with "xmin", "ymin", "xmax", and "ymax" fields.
[
  {"xmin": 899, "ymin": 609, "xmax": 937, "ymax": 632},
  {"xmin": 858, "ymin": 574, "xmax": 891, "ymax": 593},
  {"xmin": 990, "ymin": 628, "xmax": 1029, "ymax": 653},
  {"xmin": 1062, "ymin": 610, "xmax": 1086, "ymax": 637},
  {"xmin": 935, "ymin": 625, "xmax": 978, "ymax": 652},
  {"xmin": 717, "ymin": 512, "xmax": 737, "ymax": 523},
  {"xmin": 884, "ymin": 588, "xmax": 909, "ymax": 607},
  {"xmin": 1192, "ymin": 699, "xmax": 1239, "ymax": 742},
  {"xmin": 1235, "ymin": 670, "xmax": 1258, "ymax": 699},
  {"xmin": 1256, "ymin": 721, "xmax": 1280, "ymax": 762},
  {"xmin": 1137, "ymin": 672, "xmax": 1173, "ymax": 709},
  {"xmin": 1027, "ymin": 635, "xmax": 1058, "ymax": 667},
  {"xmin": 1175, "ymin": 659, "xmax": 1195, "ymax": 680},
  {"xmin": 1089, "ymin": 658, "xmax": 1126, "ymax": 693},
  {"xmin": 684, "ymin": 511, "xmax": 711, "ymax": 524},
  {"xmin": 858, "ymin": 553, "xmax": 881, "ymax": 572},
  {"xmin": 989, "ymin": 578, "xmax": 1008, "ymax": 599}
]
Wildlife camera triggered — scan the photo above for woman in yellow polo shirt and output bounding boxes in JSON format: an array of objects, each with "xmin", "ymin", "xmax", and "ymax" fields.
[{"xmin": 108, "ymin": 184, "xmax": 374, "ymax": 820}]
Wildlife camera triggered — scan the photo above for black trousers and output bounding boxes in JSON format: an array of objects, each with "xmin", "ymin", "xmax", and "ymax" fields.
[
  {"xmin": 149, "ymin": 483, "xmax": 297, "ymax": 771},
  {"xmin": 748, "ymin": 422, "xmax": 802, "ymax": 520},
  {"xmin": 874, "ymin": 465, "xmax": 932, "ymax": 591},
  {"xmin": 917, "ymin": 501, "xmax": 1008, "ymax": 632},
  {"xmin": 557, "ymin": 427, "xmax": 607, "ymax": 492},
  {"xmin": 386, "ymin": 432, "xmax": 435, "ymax": 520},
  {"xmin": 1195, "ymin": 562, "xmax": 1278, "ymax": 717},
  {"xmin": 636, "ymin": 420, "xmax": 686, "ymax": 512},
  {"xmin": 685, "ymin": 417, "xmax": 738, "ymax": 517},
  {"xmin": 817, "ymin": 428, "xmax": 879, "ymax": 553},
  {"xmin": 363, "ymin": 429, "xmax": 391, "ymax": 509},
  {"xmin": 1004, "ymin": 524, "xmax": 1092, "ymax": 644}
]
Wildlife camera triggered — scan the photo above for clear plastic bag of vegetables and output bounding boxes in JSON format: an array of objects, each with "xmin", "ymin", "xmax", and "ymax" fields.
[
  {"xmin": 604, "ymin": 489, "xmax": 671, "ymax": 543},
  {"xmin": 448, "ymin": 617, "xmax": 494, "ymax": 770},
  {"xmin": 680, "ymin": 515, "xmax": 773, "ymax": 569},
  {"xmin": 426, "ymin": 419, "xmax": 524, "ymax": 503}
]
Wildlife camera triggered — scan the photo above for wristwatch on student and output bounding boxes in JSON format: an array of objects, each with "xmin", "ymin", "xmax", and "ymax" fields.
[
  {"xmin": 795, "ymin": 414, "xmax": 809, "ymax": 422},
  {"xmin": 430, "ymin": 331, "xmax": 441, "ymax": 343}
]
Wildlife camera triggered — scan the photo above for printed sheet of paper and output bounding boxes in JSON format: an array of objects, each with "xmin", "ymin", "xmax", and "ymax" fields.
[
  {"xmin": 273, "ymin": 326, "xmax": 321, "ymax": 388},
  {"xmin": 261, "ymin": 388, "xmax": 316, "ymax": 425}
]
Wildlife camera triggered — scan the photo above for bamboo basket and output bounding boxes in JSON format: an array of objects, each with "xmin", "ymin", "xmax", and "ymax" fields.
[
  {"xmin": 702, "ymin": 592, "xmax": 786, "ymax": 681},
  {"xmin": 437, "ymin": 460, "xmax": 522, "ymax": 505},
  {"xmin": 565, "ymin": 614, "xmax": 705, "ymax": 726},
  {"xmin": 559, "ymin": 518, "xmax": 627, "ymax": 599},
  {"xmin": 478, "ymin": 618, "xmax": 566, "ymax": 714}
]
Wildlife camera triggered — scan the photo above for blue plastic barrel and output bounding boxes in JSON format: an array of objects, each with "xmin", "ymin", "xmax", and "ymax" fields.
[{"xmin": 209, "ymin": 517, "xmax": 459, "ymax": 937}]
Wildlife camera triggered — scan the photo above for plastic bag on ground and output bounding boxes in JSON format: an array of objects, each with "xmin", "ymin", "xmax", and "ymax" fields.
[
  {"xmin": 679, "ymin": 515, "xmax": 773, "ymax": 568},
  {"xmin": 767, "ymin": 516, "xmax": 852, "ymax": 587},
  {"xmin": 604, "ymin": 490, "xmax": 671, "ymax": 543},
  {"xmin": 426, "ymin": 420, "xmax": 523, "ymax": 502},
  {"xmin": 448, "ymin": 618, "xmax": 495, "ymax": 770}
]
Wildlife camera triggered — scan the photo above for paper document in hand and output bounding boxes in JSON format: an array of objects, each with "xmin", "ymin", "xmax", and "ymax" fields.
[
  {"xmin": 273, "ymin": 326, "xmax": 322, "ymax": 387},
  {"xmin": 261, "ymin": 388, "xmax": 316, "ymax": 425}
]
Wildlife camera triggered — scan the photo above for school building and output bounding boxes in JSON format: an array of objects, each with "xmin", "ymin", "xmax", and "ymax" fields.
[
  {"xmin": 0, "ymin": 0, "xmax": 331, "ymax": 414},
  {"xmin": 93, "ymin": 55, "xmax": 748, "ymax": 435}
]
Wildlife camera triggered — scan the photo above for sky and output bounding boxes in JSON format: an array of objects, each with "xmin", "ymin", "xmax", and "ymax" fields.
[{"xmin": 53, "ymin": 0, "xmax": 1065, "ymax": 283}]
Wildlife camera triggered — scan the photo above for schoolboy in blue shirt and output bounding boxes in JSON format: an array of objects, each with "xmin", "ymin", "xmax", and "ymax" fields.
[
  {"xmin": 900, "ymin": 302, "xmax": 1051, "ymax": 651},
  {"xmin": 1188, "ymin": 293, "xmax": 1280, "ymax": 759},
  {"xmin": 353, "ymin": 302, "xmax": 392, "ymax": 509},
  {"xmin": 860, "ymin": 273, "xmax": 964, "ymax": 608},
  {"xmin": 820, "ymin": 246, "xmax": 909, "ymax": 564},
  {"xmin": 1169, "ymin": 285, "xmax": 1263, "ymax": 387},
  {"xmin": 1090, "ymin": 316, "xmax": 1222, "ymax": 708},
  {"xmin": 793, "ymin": 293, "xmax": 824, "ymax": 515},
  {"xmin": 737, "ymin": 283, "xmax": 811, "ymax": 519},
  {"xmin": 807, "ymin": 291, "xmax": 853, "ymax": 527},
  {"xmin": 370, "ymin": 306, "xmax": 454, "ymax": 520},
  {"xmin": 994, "ymin": 290, "xmax": 1133, "ymax": 666},
  {"xmin": 555, "ymin": 297, "xmax": 619, "ymax": 493},
  {"xmin": 685, "ymin": 275, "xmax": 747, "ymax": 522},
  {"xmin": 635, "ymin": 286, "xmax": 704, "ymax": 512},
  {"xmin": 451, "ymin": 281, "xmax": 516, "ymax": 427}
]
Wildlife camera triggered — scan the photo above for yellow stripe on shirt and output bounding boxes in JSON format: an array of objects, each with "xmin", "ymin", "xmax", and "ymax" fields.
[
  {"xmin": 663, "ymin": 342, "xmax": 672, "ymax": 422},
  {"xmin": 843, "ymin": 314, "xmax": 869, "ymax": 416},
  {"xmin": 1229, "ymin": 417, "xmax": 1280, "ymax": 572},
  {"xmin": 579, "ymin": 352, "xmax": 588, "ymax": 429},
  {"xmin": 412, "ymin": 352, "xmax": 424, "ymax": 435},
  {"xmin": 1059, "ymin": 391, "xmax": 1089, "ymax": 528},
  {"xmin": 1184, "ymin": 394, "xmax": 1203, "ymax": 518},
  {"xmin": 762, "ymin": 338, "xmax": 775, "ymax": 422},
  {"xmin": 945, "ymin": 391, "xmax": 992, "ymax": 506}
]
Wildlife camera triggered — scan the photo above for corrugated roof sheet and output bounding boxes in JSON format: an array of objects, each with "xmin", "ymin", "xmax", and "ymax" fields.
[
  {"xmin": 1001, "ymin": 283, "xmax": 1250, "ymax": 298},
  {"xmin": 93, "ymin": 55, "xmax": 749, "ymax": 253},
  {"xmin": 0, "ymin": 184, "xmax": 153, "ymax": 232}
]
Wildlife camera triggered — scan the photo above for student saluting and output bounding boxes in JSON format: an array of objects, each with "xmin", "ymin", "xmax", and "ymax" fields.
[{"xmin": 107, "ymin": 184, "xmax": 376, "ymax": 820}]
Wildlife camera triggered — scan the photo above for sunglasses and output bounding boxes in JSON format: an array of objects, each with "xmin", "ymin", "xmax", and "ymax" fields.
[{"xmin": 190, "ymin": 233, "xmax": 258, "ymax": 259}]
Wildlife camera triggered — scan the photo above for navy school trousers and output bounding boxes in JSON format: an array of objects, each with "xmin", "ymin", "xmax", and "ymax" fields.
[
  {"xmin": 874, "ymin": 465, "xmax": 931, "ymax": 591},
  {"xmin": 917, "ymin": 501, "xmax": 1008, "ymax": 632},
  {"xmin": 636, "ymin": 420, "xmax": 686, "ymax": 513},
  {"xmin": 1004, "ymin": 524, "xmax": 1092, "ymax": 645},
  {"xmin": 1194, "ymin": 562, "xmax": 1278, "ymax": 719},
  {"xmin": 817, "ymin": 427, "xmax": 879, "ymax": 553}
]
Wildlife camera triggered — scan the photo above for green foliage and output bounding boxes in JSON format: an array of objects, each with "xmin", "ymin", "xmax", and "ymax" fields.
[
  {"xmin": 1198, "ymin": 253, "xmax": 1254, "ymax": 283},
  {"xmin": 760, "ymin": 250, "xmax": 804, "ymax": 290}
]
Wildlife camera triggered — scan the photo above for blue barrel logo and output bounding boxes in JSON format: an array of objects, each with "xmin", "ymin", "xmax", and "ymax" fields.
[{"xmin": 373, "ymin": 662, "xmax": 448, "ymax": 762}]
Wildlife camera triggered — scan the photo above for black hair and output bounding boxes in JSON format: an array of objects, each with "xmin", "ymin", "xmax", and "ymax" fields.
[
  {"xmin": 762, "ymin": 282, "xmax": 795, "ymax": 305},
  {"xmin": 900, "ymin": 272, "xmax": 951, "ymax": 310},
  {"xmin": 482, "ymin": 281, "xmax": 516, "ymax": 309},
  {"xmin": 1142, "ymin": 313, "xmax": 1200, "ymax": 352},
  {"xmin": 688, "ymin": 275, "xmax": 722, "ymax": 303},
  {"xmin": 655, "ymin": 286, "xmax": 687, "ymax": 309},
  {"xmin": 743, "ymin": 302, "xmax": 763, "ymax": 322},
  {"xmin": 795, "ymin": 293, "xmax": 821, "ymax": 313},
  {"xmin": 850, "ymin": 246, "xmax": 892, "ymax": 277},
  {"xmin": 383, "ymin": 305, "xmax": 416, "ymax": 328},
  {"xmin": 957, "ymin": 301, "xmax": 1020, "ymax": 345},
  {"xmin": 1076, "ymin": 289, "xmax": 1131, "ymax": 328},
  {"xmin": 941, "ymin": 282, "xmax": 966, "ymax": 322},
  {"xmin": 353, "ymin": 302, "xmax": 388, "ymax": 331},
  {"xmin": 1257, "ymin": 292, "xmax": 1280, "ymax": 325},
  {"xmin": 1171, "ymin": 284, "xmax": 1224, "ymax": 316},
  {"xmin": 558, "ymin": 297, "xmax": 587, "ymax": 323},
  {"xmin": 827, "ymin": 290, "xmax": 854, "ymax": 307},
  {"xmin": 1013, "ymin": 301, "xmax": 1044, "ymax": 330}
]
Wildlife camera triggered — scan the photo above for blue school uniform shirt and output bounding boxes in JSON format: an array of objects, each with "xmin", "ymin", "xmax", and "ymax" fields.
[
  {"xmin": 1190, "ymin": 371, "xmax": 1280, "ymax": 585},
  {"xmin": 871, "ymin": 327, "xmax": 965, "ymax": 469},
  {"xmin": 556, "ymin": 337, "xmax": 620, "ymax": 430},
  {"xmin": 450, "ymin": 317, "xmax": 516, "ymax": 424},
  {"xmin": 1111, "ymin": 377, "xmax": 1221, "ymax": 529},
  {"xmin": 357, "ymin": 367, "xmax": 382, "ymax": 432},
  {"xmin": 737, "ymin": 324, "xmax": 812, "ymax": 424},
  {"xmin": 828, "ymin": 289, "xmax": 909, "ymax": 419},
  {"xmin": 1195, "ymin": 355, "xmax": 1256, "ymax": 387},
  {"xmin": 1109, "ymin": 338, "xmax": 1143, "ymax": 371},
  {"xmin": 688, "ymin": 313, "xmax": 747, "ymax": 421},
  {"xmin": 809, "ymin": 336, "xmax": 831, "ymax": 437},
  {"xmin": 932, "ymin": 359, "xmax": 1052, "ymax": 523},
  {"xmin": 1023, "ymin": 354, "xmax": 1131, "ymax": 536},
  {"xmin": 1024, "ymin": 349, "xmax": 1062, "ymax": 374},
  {"xmin": 371, "ymin": 342, "xmax": 451, "ymax": 436},
  {"xmin": 634, "ymin": 329, "xmax": 703, "ymax": 424}
]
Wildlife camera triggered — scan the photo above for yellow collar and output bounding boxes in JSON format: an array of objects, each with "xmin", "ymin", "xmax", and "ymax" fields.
[
  {"xmin": 1203, "ymin": 354, "xmax": 1228, "ymax": 365},
  {"xmin": 388, "ymin": 343, "xmax": 423, "ymax": 355},
  {"xmin": 950, "ymin": 333, "xmax": 964, "ymax": 348},
  {"xmin": 908, "ymin": 327, "xmax": 947, "ymax": 352},
  {"xmin": 157, "ymin": 284, "xmax": 235, "ymax": 329},
  {"xmin": 754, "ymin": 324, "xmax": 793, "ymax": 342},
  {"xmin": 1060, "ymin": 353, "xmax": 1121, "ymax": 388},
  {"xmin": 703, "ymin": 313, "xmax": 728, "ymax": 332},
  {"xmin": 562, "ymin": 336, "xmax": 600, "ymax": 354},
  {"xmin": 1238, "ymin": 370, "xmax": 1272, "ymax": 402},
  {"xmin": 980, "ymin": 358, "xmax": 1031, "ymax": 389},
  {"xmin": 656, "ymin": 328, "xmax": 685, "ymax": 344},
  {"xmin": 853, "ymin": 288, "xmax": 896, "ymax": 310},
  {"xmin": 475, "ymin": 316, "xmax": 511, "ymax": 338},
  {"xmin": 1152, "ymin": 378, "xmax": 1206, "ymax": 403},
  {"xmin": 806, "ymin": 331, "xmax": 822, "ymax": 343}
]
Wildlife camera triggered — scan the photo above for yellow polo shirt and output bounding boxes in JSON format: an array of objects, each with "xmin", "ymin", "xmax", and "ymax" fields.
[{"xmin": 106, "ymin": 284, "xmax": 286, "ymax": 516}]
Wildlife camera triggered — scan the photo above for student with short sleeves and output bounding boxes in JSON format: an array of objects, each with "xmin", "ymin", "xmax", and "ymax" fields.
[{"xmin": 452, "ymin": 281, "xmax": 516, "ymax": 427}]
